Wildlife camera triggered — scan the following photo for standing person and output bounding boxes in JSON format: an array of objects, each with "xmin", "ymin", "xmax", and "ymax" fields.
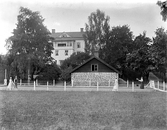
[
  {"xmin": 137, "ymin": 77, "xmax": 144, "ymax": 89},
  {"xmin": 7, "ymin": 77, "xmax": 14, "ymax": 90},
  {"xmin": 14, "ymin": 76, "xmax": 18, "ymax": 88},
  {"xmin": 112, "ymin": 77, "xmax": 118, "ymax": 91}
]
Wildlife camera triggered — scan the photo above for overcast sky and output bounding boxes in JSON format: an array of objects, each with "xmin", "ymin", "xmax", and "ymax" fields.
[{"xmin": 0, "ymin": 0, "xmax": 166, "ymax": 54}]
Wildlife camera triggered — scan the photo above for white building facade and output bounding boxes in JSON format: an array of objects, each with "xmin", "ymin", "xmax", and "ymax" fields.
[{"xmin": 51, "ymin": 28, "xmax": 85, "ymax": 65}]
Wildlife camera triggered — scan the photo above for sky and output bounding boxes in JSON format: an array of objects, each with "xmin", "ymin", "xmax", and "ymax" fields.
[{"xmin": 0, "ymin": 0, "xmax": 166, "ymax": 54}]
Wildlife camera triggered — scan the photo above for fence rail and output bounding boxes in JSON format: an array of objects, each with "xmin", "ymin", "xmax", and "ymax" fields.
[{"xmin": 1, "ymin": 79, "xmax": 166, "ymax": 92}]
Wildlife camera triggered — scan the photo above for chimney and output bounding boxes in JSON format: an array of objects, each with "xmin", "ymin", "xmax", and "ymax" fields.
[
  {"xmin": 94, "ymin": 50, "xmax": 99, "ymax": 58},
  {"xmin": 93, "ymin": 45, "xmax": 100, "ymax": 58},
  {"xmin": 52, "ymin": 29, "xmax": 55, "ymax": 34},
  {"xmin": 80, "ymin": 28, "xmax": 84, "ymax": 32}
]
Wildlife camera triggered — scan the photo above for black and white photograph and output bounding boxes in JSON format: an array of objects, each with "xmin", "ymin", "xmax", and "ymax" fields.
[{"xmin": 0, "ymin": 0, "xmax": 167, "ymax": 129}]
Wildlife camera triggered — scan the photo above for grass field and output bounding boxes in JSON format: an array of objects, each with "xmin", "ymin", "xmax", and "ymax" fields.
[{"xmin": 0, "ymin": 91, "xmax": 166, "ymax": 130}]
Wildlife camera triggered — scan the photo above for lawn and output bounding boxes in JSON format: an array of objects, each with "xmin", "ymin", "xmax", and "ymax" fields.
[{"xmin": 0, "ymin": 91, "xmax": 166, "ymax": 130}]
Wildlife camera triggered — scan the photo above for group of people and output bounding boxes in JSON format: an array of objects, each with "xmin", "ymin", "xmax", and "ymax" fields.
[{"xmin": 7, "ymin": 76, "xmax": 18, "ymax": 90}]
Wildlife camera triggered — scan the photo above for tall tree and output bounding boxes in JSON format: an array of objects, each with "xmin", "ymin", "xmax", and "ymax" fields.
[
  {"xmin": 84, "ymin": 9, "xmax": 110, "ymax": 55},
  {"xmin": 149, "ymin": 28, "xmax": 167, "ymax": 80},
  {"xmin": 126, "ymin": 32, "xmax": 151, "ymax": 80},
  {"xmin": 101, "ymin": 25, "xmax": 134, "ymax": 73},
  {"xmin": 157, "ymin": 1, "xmax": 167, "ymax": 80},
  {"xmin": 6, "ymin": 7, "xmax": 54, "ymax": 79}
]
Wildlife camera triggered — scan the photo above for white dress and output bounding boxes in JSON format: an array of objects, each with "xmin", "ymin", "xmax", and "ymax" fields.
[
  {"xmin": 112, "ymin": 78, "xmax": 118, "ymax": 91},
  {"xmin": 7, "ymin": 78, "xmax": 14, "ymax": 90}
]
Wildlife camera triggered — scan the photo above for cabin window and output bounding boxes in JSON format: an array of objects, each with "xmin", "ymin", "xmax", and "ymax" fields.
[{"xmin": 91, "ymin": 64, "xmax": 98, "ymax": 72}]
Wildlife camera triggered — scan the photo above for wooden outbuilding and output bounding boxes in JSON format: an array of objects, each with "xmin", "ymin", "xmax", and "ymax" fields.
[{"xmin": 70, "ymin": 55, "xmax": 120, "ymax": 86}]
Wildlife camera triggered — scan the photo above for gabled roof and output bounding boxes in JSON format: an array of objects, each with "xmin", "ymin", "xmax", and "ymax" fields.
[
  {"xmin": 148, "ymin": 72, "xmax": 159, "ymax": 81},
  {"xmin": 70, "ymin": 56, "xmax": 121, "ymax": 74},
  {"xmin": 51, "ymin": 32, "xmax": 85, "ymax": 39}
]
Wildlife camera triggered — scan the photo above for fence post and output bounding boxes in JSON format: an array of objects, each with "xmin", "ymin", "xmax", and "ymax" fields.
[
  {"xmin": 64, "ymin": 81, "xmax": 66, "ymax": 91},
  {"xmin": 132, "ymin": 81, "xmax": 134, "ymax": 91},
  {"xmin": 53, "ymin": 79, "xmax": 55, "ymax": 86},
  {"xmin": 127, "ymin": 80, "xmax": 129, "ymax": 87},
  {"xmin": 34, "ymin": 81, "xmax": 36, "ymax": 91},
  {"xmin": 36, "ymin": 79, "xmax": 38, "ymax": 86},
  {"xmin": 157, "ymin": 81, "xmax": 160, "ymax": 89},
  {"xmin": 163, "ymin": 81, "xmax": 165, "ymax": 90},
  {"xmin": 47, "ymin": 81, "xmax": 49, "ymax": 91},
  {"xmin": 71, "ymin": 80, "xmax": 73, "ymax": 87},
  {"xmin": 20, "ymin": 79, "xmax": 22, "ymax": 86},
  {"xmin": 109, "ymin": 80, "xmax": 110, "ymax": 87},
  {"xmin": 97, "ymin": 82, "xmax": 99, "ymax": 91},
  {"xmin": 4, "ymin": 69, "xmax": 7, "ymax": 85}
]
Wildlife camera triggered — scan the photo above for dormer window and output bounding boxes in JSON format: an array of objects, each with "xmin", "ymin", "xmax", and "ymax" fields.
[{"xmin": 59, "ymin": 33, "xmax": 70, "ymax": 38}]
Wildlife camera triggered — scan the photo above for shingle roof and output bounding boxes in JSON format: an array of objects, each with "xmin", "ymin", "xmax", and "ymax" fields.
[
  {"xmin": 70, "ymin": 56, "xmax": 121, "ymax": 74},
  {"xmin": 51, "ymin": 32, "xmax": 85, "ymax": 39},
  {"xmin": 52, "ymin": 37, "xmax": 84, "ymax": 41}
]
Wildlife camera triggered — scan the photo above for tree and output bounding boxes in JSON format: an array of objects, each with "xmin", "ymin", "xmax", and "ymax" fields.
[
  {"xmin": 6, "ymin": 7, "xmax": 54, "ymax": 79},
  {"xmin": 60, "ymin": 52, "xmax": 91, "ymax": 70},
  {"xmin": 157, "ymin": 0, "xmax": 167, "ymax": 21},
  {"xmin": 38, "ymin": 62, "xmax": 61, "ymax": 81},
  {"xmin": 126, "ymin": 32, "xmax": 151, "ymax": 80},
  {"xmin": 60, "ymin": 66, "xmax": 73, "ymax": 81},
  {"xmin": 101, "ymin": 25, "xmax": 134, "ymax": 75},
  {"xmin": 60, "ymin": 52, "xmax": 91, "ymax": 81},
  {"xmin": 84, "ymin": 9, "xmax": 110, "ymax": 55},
  {"xmin": 157, "ymin": 1, "xmax": 167, "ymax": 81},
  {"xmin": 148, "ymin": 28, "xmax": 167, "ymax": 80}
]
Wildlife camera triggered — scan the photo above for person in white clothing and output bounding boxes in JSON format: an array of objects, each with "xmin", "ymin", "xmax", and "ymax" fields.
[
  {"xmin": 7, "ymin": 77, "xmax": 14, "ymax": 90},
  {"xmin": 112, "ymin": 77, "xmax": 118, "ymax": 91}
]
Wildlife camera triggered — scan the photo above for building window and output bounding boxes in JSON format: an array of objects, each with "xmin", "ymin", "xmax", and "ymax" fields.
[
  {"xmin": 67, "ymin": 42, "xmax": 72, "ymax": 47},
  {"xmin": 65, "ymin": 50, "xmax": 68, "ymax": 56},
  {"xmin": 77, "ymin": 42, "xmax": 81, "ymax": 48},
  {"xmin": 91, "ymin": 64, "xmax": 98, "ymax": 72},
  {"xmin": 55, "ymin": 50, "xmax": 59, "ymax": 56},
  {"xmin": 58, "ymin": 43, "xmax": 66, "ymax": 47}
]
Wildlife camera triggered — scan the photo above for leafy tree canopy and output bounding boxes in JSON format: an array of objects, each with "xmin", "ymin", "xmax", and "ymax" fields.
[
  {"xmin": 60, "ymin": 52, "xmax": 91, "ymax": 70},
  {"xmin": 157, "ymin": 0, "xmax": 167, "ymax": 21},
  {"xmin": 84, "ymin": 9, "xmax": 110, "ymax": 54},
  {"xmin": 126, "ymin": 32, "xmax": 151, "ymax": 79},
  {"xmin": 101, "ymin": 25, "xmax": 134, "ymax": 70},
  {"xmin": 149, "ymin": 28, "xmax": 167, "ymax": 75},
  {"xmin": 60, "ymin": 52, "xmax": 91, "ymax": 81},
  {"xmin": 6, "ymin": 7, "xmax": 54, "ymax": 78},
  {"xmin": 38, "ymin": 62, "xmax": 61, "ymax": 81}
]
